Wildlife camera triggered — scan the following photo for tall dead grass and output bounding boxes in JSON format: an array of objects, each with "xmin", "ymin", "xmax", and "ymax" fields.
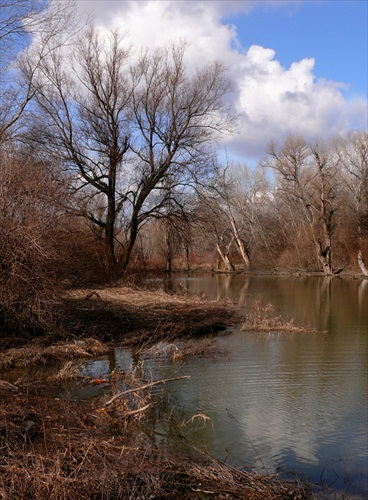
[{"xmin": 242, "ymin": 300, "xmax": 314, "ymax": 333}]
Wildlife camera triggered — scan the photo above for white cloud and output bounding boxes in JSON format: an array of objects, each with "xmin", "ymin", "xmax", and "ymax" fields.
[
  {"xmin": 228, "ymin": 46, "xmax": 367, "ymax": 158},
  {"xmin": 76, "ymin": 0, "xmax": 367, "ymax": 161}
]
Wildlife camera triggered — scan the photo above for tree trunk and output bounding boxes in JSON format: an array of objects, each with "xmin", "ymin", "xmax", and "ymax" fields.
[
  {"xmin": 358, "ymin": 250, "xmax": 368, "ymax": 277},
  {"xmin": 315, "ymin": 239, "xmax": 333, "ymax": 276},
  {"xmin": 105, "ymin": 159, "xmax": 118, "ymax": 277},
  {"xmin": 105, "ymin": 197, "xmax": 117, "ymax": 277},
  {"xmin": 215, "ymin": 242, "xmax": 235, "ymax": 272},
  {"xmin": 184, "ymin": 243, "xmax": 190, "ymax": 272},
  {"xmin": 119, "ymin": 222, "xmax": 139, "ymax": 274},
  {"xmin": 165, "ymin": 225, "xmax": 172, "ymax": 273},
  {"xmin": 229, "ymin": 216, "xmax": 250, "ymax": 269}
]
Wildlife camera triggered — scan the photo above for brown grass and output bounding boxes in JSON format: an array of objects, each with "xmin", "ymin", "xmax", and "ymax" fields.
[
  {"xmin": 0, "ymin": 285, "xmax": 235, "ymax": 372},
  {"xmin": 241, "ymin": 300, "xmax": 317, "ymax": 333},
  {"xmin": 0, "ymin": 338, "xmax": 110, "ymax": 372},
  {"xmin": 60, "ymin": 285, "xmax": 237, "ymax": 346},
  {"xmin": 0, "ymin": 389, "xmax": 311, "ymax": 499},
  {"xmin": 139, "ymin": 337, "xmax": 224, "ymax": 361}
]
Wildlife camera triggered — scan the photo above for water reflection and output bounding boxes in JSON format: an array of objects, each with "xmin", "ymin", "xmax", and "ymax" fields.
[
  {"xmin": 166, "ymin": 275, "xmax": 368, "ymax": 332},
  {"xmin": 160, "ymin": 275, "xmax": 368, "ymax": 497},
  {"xmin": 76, "ymin": 276, "xmax": 367, "ymax": 498}
]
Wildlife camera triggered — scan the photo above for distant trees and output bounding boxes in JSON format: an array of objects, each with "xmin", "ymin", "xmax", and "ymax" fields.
[
  {"xmin": 151, "ymin": 130, "xmax": 367, "ymax": 277},
  {"xmin": 262, "ymin": 136, "xmax": 340, "ymax": 276},
  {"xmin": 336, "ymin": 131, "xmax": 368, "ymax": 276},
  {"xmin": 259, "ymin": 132, "xmax": 368, "ymax": 276},
  {"xmin": 32, "ymin": 29, "xmax": 232, "ymax": 276}
]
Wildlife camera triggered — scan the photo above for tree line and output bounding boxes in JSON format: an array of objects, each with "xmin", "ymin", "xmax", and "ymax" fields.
[{"xmin": 1, "ymin": 0, "xmax": 367, "ymax": 332}]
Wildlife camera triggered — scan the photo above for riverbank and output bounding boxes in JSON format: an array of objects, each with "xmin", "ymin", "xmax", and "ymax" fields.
[
  {"xmin": 0, "ymin": 285, "xmax": 313, "ymax": 499},
  {"xmin": 0, "ymin": 285, "xmax": 236, "ymax": 370}
]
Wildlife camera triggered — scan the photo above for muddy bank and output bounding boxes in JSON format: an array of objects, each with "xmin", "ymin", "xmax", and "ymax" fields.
[
  {"xmin": 62, "ymin": 286, "xmax": 237, "ymax": 343},
  {"xmin": 0, "ymin": 286, "xmax": 236, "ymax": 371}
]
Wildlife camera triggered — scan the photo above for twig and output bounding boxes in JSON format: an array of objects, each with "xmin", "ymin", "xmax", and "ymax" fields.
[
  {"xmin": 121, "ymin": 404, "xmax": 151, "ymax": 416},
  {"xmin": 104, "ymin": 375, "xmax": 190, "ymax": 407}
]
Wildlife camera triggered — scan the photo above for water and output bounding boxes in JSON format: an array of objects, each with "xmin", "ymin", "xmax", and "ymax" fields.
[
  {"xmin": 41, "ymin": 275, "xmax": 368, "ymax": 498},
  {"xmin": 149, "ymin": 275, "xmax": 368, "ymax": 498}
]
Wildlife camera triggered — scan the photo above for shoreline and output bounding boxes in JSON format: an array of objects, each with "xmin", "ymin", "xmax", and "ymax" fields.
[{"xmin": 0, "ymin": 286, "xmax": 315, "ymax": 499}]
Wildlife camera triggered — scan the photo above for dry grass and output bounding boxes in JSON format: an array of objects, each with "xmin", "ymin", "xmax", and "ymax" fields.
[
  {"xmin": 139, "ymin": 337, "xmax": 224, "ymax": 361},
  {"xmin": 0, "ymin": 390, "xmax": 311, "ymax": 499},
  {"xmin": 52, "ymin": 361, "xmax": 82, "ymax": 381},
  {"xmin": 60, "ymin": 285, "xmax": 237, "ymax": 347},
  {"xmin": 241, "ymin": 300, "xmax": 316, "ymax": 333},
  {"xmin": 0, "ymin": 338, "xmax": 110, "ymax": 372}
]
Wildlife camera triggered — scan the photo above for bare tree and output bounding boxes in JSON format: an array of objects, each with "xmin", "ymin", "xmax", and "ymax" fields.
[
  {"xmin": 197, "ymin": 163, "xmax": 271, "ymax": 272},
  {"xmin": 0, "ymin": 0, "xmax": 77, "ymax": 140},
  {"xmin": 33, "ymin": 29, "xmax": 232, "ymax": 277},
  {"xmin": 263, "ymin": 136, "xmax": 340, "ymax": 276},
  {"xmin": 336, "ymin": 130, "xmax": 368, "ymax": 276}
]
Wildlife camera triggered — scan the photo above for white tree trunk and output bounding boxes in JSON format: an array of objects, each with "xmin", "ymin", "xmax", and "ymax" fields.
[
  {"xmin": 358, "ymin": 250, "xmax": 368, "ymax": 277},
  {"xmin": 215, "ymin": 242, "xmax": 235, "ymax": 272},
  {"xmin": 229, "ymin": 215, "xmax": 250, "ymax": 269}
]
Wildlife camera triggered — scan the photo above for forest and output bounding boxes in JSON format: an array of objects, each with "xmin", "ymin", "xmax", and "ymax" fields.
[{"xmin": 1, "ymin": 0, "xmax": 367, "ymax": 334}]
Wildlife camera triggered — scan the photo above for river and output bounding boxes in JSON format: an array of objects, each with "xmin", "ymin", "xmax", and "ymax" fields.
[{"xmin": 82, "ymin": 275, "xmax": 368, "ymax": 498}]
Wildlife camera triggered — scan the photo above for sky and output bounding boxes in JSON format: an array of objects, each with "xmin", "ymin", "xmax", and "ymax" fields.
[{"xmin": 75, "ymin": 0, "xmax": 368, "ymax": 163}]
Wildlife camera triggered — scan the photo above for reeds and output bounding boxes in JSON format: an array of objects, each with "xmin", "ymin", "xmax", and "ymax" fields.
[{"xmin": 241, "ymin": 300, "xmax": 315, "ymax": 333}]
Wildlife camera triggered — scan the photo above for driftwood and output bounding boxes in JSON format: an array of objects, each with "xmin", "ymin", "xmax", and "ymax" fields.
[{"xmin": 104, "ymin": 375, "xmax": 190, "ymax": 407}]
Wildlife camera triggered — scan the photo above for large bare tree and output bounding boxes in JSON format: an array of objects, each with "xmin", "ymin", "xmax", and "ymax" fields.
[
  {"xmin": 33, "ymin": 29, "xmax": 232, "ymax": 276},
  {"xmin": 263, "ymin": 136, "xmax": 340, "ymax": 276}
]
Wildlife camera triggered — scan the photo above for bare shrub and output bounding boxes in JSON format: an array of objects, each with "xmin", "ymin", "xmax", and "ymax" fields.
[
  {"xmin": 141, "ymin": 338, "xmax": 224, "ymax": 361},
  {"xmin": 0, "ymin": 148, "xmax": 61, "ymax": 331}
]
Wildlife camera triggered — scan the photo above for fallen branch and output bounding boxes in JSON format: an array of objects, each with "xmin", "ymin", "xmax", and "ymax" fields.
[{"xmin": 104, "ymin": 375, "xmax": 191, "ymax": 407}]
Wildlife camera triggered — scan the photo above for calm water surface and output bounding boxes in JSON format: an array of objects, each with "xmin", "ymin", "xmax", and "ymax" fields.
[{"xmin": 85, "ymin": 275, "xmax": 368, "ymax": 498}]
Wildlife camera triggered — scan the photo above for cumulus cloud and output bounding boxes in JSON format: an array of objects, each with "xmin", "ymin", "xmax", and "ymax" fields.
[
  {"xmin": 229, "ymin": 46, "xmax": 367, "ymax": 158},
  {"xmin": 76, "ymin": 0, "xmax": 367, "ymax": 162}
]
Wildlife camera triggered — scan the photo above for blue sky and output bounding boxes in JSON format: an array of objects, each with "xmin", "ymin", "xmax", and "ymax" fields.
[
  {"xmin": 229, "ymin": 0, "xmax": 368, "ymax": 99},
  {"xmin": 77, "ymin": 0, "xmax": 368, "ymax": 161}
]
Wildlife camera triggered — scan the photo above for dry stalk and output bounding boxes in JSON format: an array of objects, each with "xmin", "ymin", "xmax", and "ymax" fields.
[
  {"xmin": 52, "ymin": 361, "xmax": 81, "ymax": 381},
  {"xmin": 104, "ymin": 375, "xmax": 190, "ymax": 407}
]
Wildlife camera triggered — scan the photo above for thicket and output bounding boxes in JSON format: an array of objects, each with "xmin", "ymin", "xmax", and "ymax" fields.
[{"xmin": 0, "ymin": 147, "xmax": 106, "ymax": 334}]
